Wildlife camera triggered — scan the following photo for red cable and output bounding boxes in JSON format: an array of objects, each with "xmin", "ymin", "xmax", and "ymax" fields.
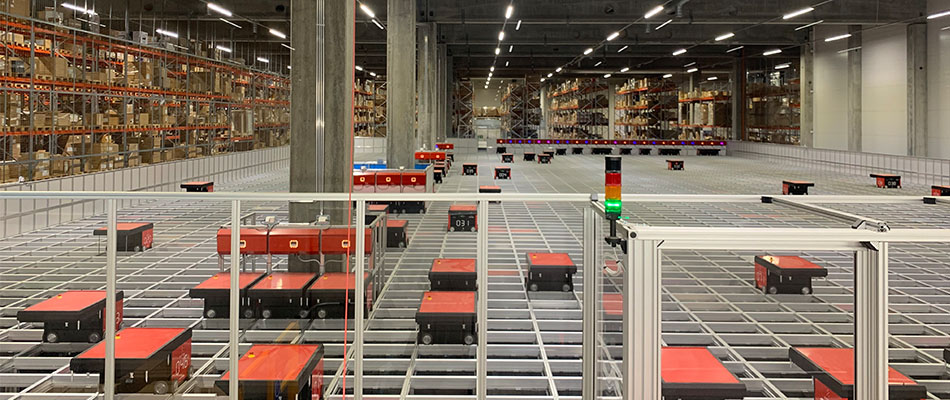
[{"xmin": 342, "ymin": 1, "xmax": 358, "ymax": 396}]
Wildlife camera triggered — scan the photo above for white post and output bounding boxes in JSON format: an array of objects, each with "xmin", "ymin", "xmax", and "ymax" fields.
[
  {"xmin": 104, "ymin": 199, "xmax": 117, "ymax": 400},
  {"xmin": 581, "ymin": 204, "xmax": 598, "ymax": 399},
  {"xmin": 476, "ymin": 199, "xmax": 489, "ymax": 398},
  {"xmin": 355, "ymin": 200, "xmax": 366, "ymax": 400},
  {"xmin": 855, "ymin": 242, "xmax": 888, "ymax": 399},
  {"xmin": 623, "ymin": 238, "xmax": 661, "ymax": 399},
  {"xmin": 229, "ymin": 200, "xmax": 241, "ymax": 399}
]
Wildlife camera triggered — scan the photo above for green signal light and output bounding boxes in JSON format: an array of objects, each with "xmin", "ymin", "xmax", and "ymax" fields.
[{"xmin": 605, "ymin": 199, "xmax": 622, "ymax": 214}]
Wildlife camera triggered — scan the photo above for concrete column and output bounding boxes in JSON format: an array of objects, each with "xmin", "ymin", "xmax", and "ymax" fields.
[
  {"xmin": 539, "ymin": 86, "xmax": 548, "ymax": 138},
  {"xmin": 288, "ymin": 0, "xmax": 353, "ymax": 273},
  {"xmin": 386, "ymin": 0, "xmax": 416, "ymax": 169},
  {"xmin": 731, "ymin": 60, "xmax": 746, "ymax": 141},
  {"xmin": 907, "ymin": 23, "xmax": 927, "ymax": 156},
  {"xmin": 417, "ymin": 23, "xmax": 438, "ymax": 149},
  {"xmin": 847, "ymin": 26, "xmax": 862, "ymax": 152},
  {"xmin": 445, "ymin": 55, "xmax": 454, "ymax": 139},
  {"xmin": 800, "ymin": 38, "xmax": 815, "ymax": 147},
  {"xmin": 607, "ymin": 84, "xmax": 616, "ymax": 139}
]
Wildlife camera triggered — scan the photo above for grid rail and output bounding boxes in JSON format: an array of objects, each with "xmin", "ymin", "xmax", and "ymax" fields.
[{"xmin": 1, "ymin": 152, "xmax": 949, "ymax": 399}]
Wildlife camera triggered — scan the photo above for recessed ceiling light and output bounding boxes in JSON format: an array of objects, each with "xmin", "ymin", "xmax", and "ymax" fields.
[
  {"xmin": 662, "ymin": 73, "xmax": 673, "ymax": 78},
  {"xmin": 498, "ymin": 31, "xmax": 505, "ymax": 41},
  {"xmin": 505, "ymin": 5, "xmax": 514, "ymax": 19},
  {"xmin": 603, "ymin": 73, "xmax": 612, "ymax": 78},
  {"xmin": 672, "ymin": 48, "xmax": 687, "ymax": 56},
  {"xmin": 763, "ymin": 48, "xmax": 782, "ymax": 56},
  {"xmin": 515, "ymin": 20, "xmax": 522, "ymax": 30},
  {"xmin": 584, "ymin": 48, "xmax": 594, "ymax": 55},
  {"xmin": 555, "ymin": 67, "xmax": 562, "ymax": 73},
  {"xmin": 655, "ymin": 19, "xmax": 673, "ymax": 31},
  {"xmin": 686, "ymin": 67, "xmax": 698, "ymax": 73},
  {"xmin": 726, "ymin": 46, "xmax": 744, "ymax": 53},
  {"xmin": 359, "ymin": 3, "xmax": 375, "ymax": 18},
  {"xmin": 495, "ymin": 47, "xmax": 501, "ymax": 55},
  {"xmin": 607, "ymin": 31, "xmax": 620, "ymax": 41},
  {"xmin": 707, "ymin": 76, "xmax": 718, "ymax": 81},
  {"xmin": 620, "ymin": 67, "xmax": 629, "ymax": 72},
  {"xmin": 825, "ymin": 33, "xmax": 851, "ymax": 42},
  {"xmin": 617, "ymin": 46, "xmax": 628, "ymax": 53}
]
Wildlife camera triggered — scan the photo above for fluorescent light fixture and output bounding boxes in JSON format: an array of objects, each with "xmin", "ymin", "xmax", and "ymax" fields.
[
  {"xmin": 220, "ymin": 18, "xmax": 241, "ymax": 28},
  {"xmin": 655, "ymin": 19, "xmax": 673, "ymax": 31},
  {"xmin": 607, "ymin": 31, "xmax": 620, "ymax": 41},
  {"xmin": 617, "ymin": 45, "xmax": 628, "ymax": 53},
  {"xmin": 516, "ymin": 20, "xmax": 522, "ymax": 30},
  {"xmin": 837, "ymin": 46, "xmax": 861, "ymax": 54},
  {"xmin": 620, "ymin": 67, "xmax": 629, "ymax": 72},
  {"xmin": 775, "ymin": 63, "xmax": 791, "ymax": 70},
  {"xmin": 943, "ymin": 26, "xmax": 950, "ymax": 31},
  {"xmin": 662, "ymin": 73, "xmax": 673, "ymax": 78},
  {"xmin": 207, "ymin": 2, "xmax": 232, "ymax": 17},
  {"xmin": 763, "ymin": 48, "xmax": 782, "ymax": 56},
  {"xmin": 509, "ymin": 45, "xmax": 513, "ymax": 52},
  {"xmin": 495, "ymin": 47, "xmax": 501, "ymax": 55},
  {"xmin": 715, "ymin": 32, "xmax": 735, "ymax": 41},
  {"xmin": 726, "ymin": 45, "xmax": 744, "ymax": 53},
  {"xmin": 644, "ymin": 5, "xmax": 664, "ymax": 18},
  {"xmin": 707, "ymin": 76, "xmax": 718, "ymax": 81},
  {"xmin": 490, "ymin": 66, "xmax": 495, "ymax": 72},
  {"xmin": 584, "ymin": 48, "xmax": 594, "ymax": 55},
  {"xmin": 355, "ymin": 65, "xmax": 363, "ymax": 71},
  {"xmin": 686, "ymin": 67, "xmax": 698, "ymax": 73},
  {"xmin": 603, "ymin": 73, "xmax": 612, "ymax": 78},
  {"xmin": 369, "ymin": 72, "xmax": 377, "ymax": 77},
  {"xmin": 488, "ymin": 72, "xmax": 493, "ymax": 78},
  {"xmin": 155, "ymin": 28, "xmax": 178, "ymax": 38},
  {"xmin": 257, "ymin": 57, "xmax": 270, "ymax": 63},
  {"xmin": 215, "ymin": 44, "xmax": 232, "ymax": 53},
  {"xmin": 498, "ymin": 31, "xmax": 505, "ymax": 41},
  {"xmin": 505, "ymin": 61, "xmax": 509, "ymax": 66},
  {"xmin": 825, "ymin": 33, "xmax": 851, "ymax": 42},
  {"xmin": 372, "ymin": 19, "xmax": 385, "ymax": 30},
  {"xmin": 594, "ymin": 60, "xmax": 603, "ymax": 66},
  {"xmin": 359, "ymin": 3, "xmax": 375, "ymax": 18},
  {"xmin": 281, "ymin": 43, "xmax": 295, "ymax": 51},
  {"xmin": 547, "ymin": 73, "xmax": 553, "ymax": 78},
  {"xmin": 269, "ymin": 28, "xmax": 286, "ymax": 39},
  {"xmin": 555, "ymin": 67, "xmax": 562, "ymax": 73},
  {"xmin": 672, "ymin": 48, "xmax": 687, "ymax": 56},
  {"xmin": 540, "ymin": 77, "xmax": 545, "ymax": 82},
  {"xmin": 795, "ymin": 20, "xmax": 824, "ymax": 31},
  {"xmin": 287, "ymin": 65, "xmax": 292, "ymax": 70},
  {"xmin": 928, "ymin": 10, "xmax": 950, "ymax": 19},
  {"xmin": 505, "ymin": 5, "xmax": 514, "ymax": 19},
  {"xmin": 61, "ymin": 2, "xmax": 96, "ymax": 15},
  {"xmin": 783, "ymin": 7, "xmax": 813, "ymax": 20},
  {"xmin": 683, "ymin": 62, "xmax": 696, "ymax": 67}
]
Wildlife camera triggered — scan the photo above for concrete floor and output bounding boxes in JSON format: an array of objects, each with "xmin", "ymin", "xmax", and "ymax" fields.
[{"xmin": 1, "ymin": 151, "xmax": 950, "ymax": 399}]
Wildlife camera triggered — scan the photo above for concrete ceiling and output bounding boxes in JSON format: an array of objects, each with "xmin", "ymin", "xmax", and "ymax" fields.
[{"xmin": 77, "ymin": 0, "xmax": 928, "ymax": 77}]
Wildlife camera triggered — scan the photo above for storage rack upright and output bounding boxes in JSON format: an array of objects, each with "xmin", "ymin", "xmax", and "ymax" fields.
[
  {"xmin": 613, "ymin": 77, "xmax": 678, "ymax": 140},
  {"xmin": 500, "ymin": 80, "xmax": 531, "ymax": 138},
  {"xmin": 0, "ymin": 10, "xmax": 290, "ymax": 183},
  {"xmin": 548, "ymin": 78, "xmax": 609, "ymax": 139},
  {"xmin": 354, "ymin": 78, "xmax": 376, "ymax": 137},
  {"xmin": 373, "ymin": 79, "xmax": 387, "ymax": 137},
  {"xmin": 453, "ymin": 79, "xmax": 475, "ymax": 138}
]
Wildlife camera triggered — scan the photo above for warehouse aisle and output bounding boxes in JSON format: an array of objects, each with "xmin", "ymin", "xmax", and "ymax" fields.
[{"xmin": 2, "ymin": 153, "xmax": 950, "ymax": 399}]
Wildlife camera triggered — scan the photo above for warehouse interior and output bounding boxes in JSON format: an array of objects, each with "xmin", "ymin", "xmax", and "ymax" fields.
[{"xmin": 4, "ymin": 0, "xmax": 950, "ymax": 399}]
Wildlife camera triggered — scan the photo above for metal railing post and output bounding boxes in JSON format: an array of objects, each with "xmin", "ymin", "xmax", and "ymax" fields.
[
  {"xmin": 623, "ymin": 238, "xmax": 661, "ymax": 399},
  {"xmin": 229, "ymin": 200, "xmax": 241, "ymax": 400},
  {"xmin": 104, "ymin": 199, "xmax": 117, "ymax": 400},
  {"xmin": 355, "ymin": 200, "xmax": 366, "ymax": 400},
  {"xmin": 855, "ymin": 242, "xmax": 888, "ymax": 400},
  {"xmin": 476, "ymin": 199, "xmax": 489, "ymax": 399},
  {"xmin": 582, "ymin": 203, "xmax": 597, "ymax": 400}
]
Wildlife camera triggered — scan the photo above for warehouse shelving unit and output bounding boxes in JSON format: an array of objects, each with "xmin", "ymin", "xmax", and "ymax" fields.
[
  {"xmin": 677, "ymin": 85, "xmax": 732, "ymax": 140},
  {"xmin": 746, "ymin": 65, "xmax": 801, "ymax": 145},
  {"xmin": 0, "ymin": 11, "xmax": 289, "ymax": 183},
  {"xmin": 354, "ymin": 78, "xmax": 377, "ymax": 137},
  {"xmin": 548, "ymin": 78, "xmax": 609, "ymax": 139},
  {"xmin": 500, "ymin": 80, "xmax": 529, "ymax": 138},
  {"xmin": 613, "ymin": 78, "xmax": 678, "ymax": 140},
  {"xmin": 373, "ymin": 79, "xmax": 387, "ymax": 137}
]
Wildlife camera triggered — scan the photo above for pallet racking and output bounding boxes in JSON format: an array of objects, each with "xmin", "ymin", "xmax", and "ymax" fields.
[
  {"xmin": 0, "ymin": 10, "xmax": 289, "ymax": 183},
  {"xmin": 746, "ymin": 65, "xmax": 801, "ymax": 145},
  {"xmin": 677, "ymin": 85, "xmax": 732, "ymax": 141},
  {"xmin": 613, "ymin": 77, "xmax": 678, "ymax": 140},
  {"xmin": 548, "ymin": 78, "xmax": 609, "ymax": 139}
]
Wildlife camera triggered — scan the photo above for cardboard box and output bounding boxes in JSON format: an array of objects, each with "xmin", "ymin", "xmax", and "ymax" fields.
[
  {"xmin": 34, "ymin": 56, "xmax": 69, "ymax": 78},
  {"xmin": 131, "ymin": 31, "xmax": 148, "ymax": 45},
  {"xmin": 37, "ymin": 10, "xmax": 63, "ymax": 24},
  {"xmin": 1, "ymin": 0, "xmax": 30, "ymax": 18}
]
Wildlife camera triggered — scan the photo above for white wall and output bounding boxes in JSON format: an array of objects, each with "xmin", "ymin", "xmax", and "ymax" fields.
[
  {"xmin": 861, "ymin": 24, "xmax": 908, "ymax": 155},
  {"xmin": 813, "ymin": 25, "xmax": 851, "ymax": 151},
  {"xmin": 928, "ymin": 0, "xmax": 950, "ymax": 158}
]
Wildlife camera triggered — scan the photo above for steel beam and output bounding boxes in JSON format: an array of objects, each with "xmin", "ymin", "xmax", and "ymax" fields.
[
  {"xmin": 477, "ymin": 199, "xmax": 489, "ymax": 398},
  {"xmin": 855, "ymin": 242, "xmax": 889, "ymax": 400},
  {"xmin": 581, "ymin": 204, "xmax": 597, "ymax": 400},
  {"xmin": 229, "ymin": 200, "xmax": 241, "ymax": 400},
  {"xmin": 623, "ymin": 238, "xmax": 661, "ymax": 399}
]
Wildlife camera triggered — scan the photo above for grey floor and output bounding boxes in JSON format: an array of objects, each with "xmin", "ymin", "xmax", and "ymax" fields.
[{"xmin": 2, "ymin": 150, "xmax": 950, "ymax": 399}]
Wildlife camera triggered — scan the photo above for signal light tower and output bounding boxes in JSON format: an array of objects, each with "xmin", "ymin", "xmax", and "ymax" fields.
[{"xmin": 604, "ymin": 156, "xmax": 623, "ymax": 248}]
